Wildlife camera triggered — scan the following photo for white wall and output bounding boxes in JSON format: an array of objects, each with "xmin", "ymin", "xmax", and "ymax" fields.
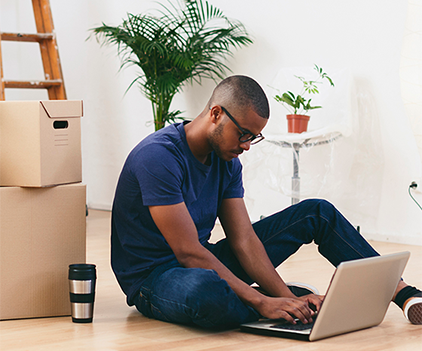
[{"xmin": 1, "ymin": 0, "xmax": 421, "ymax": 244}]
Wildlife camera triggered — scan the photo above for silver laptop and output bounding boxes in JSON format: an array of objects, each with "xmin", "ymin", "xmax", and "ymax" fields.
[{"xmin": 240, "ymin": 251, "xmax": 410, "ymax": 341}]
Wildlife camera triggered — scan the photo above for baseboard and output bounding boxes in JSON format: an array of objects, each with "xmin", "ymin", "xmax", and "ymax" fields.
[
  {"xmin": 87, "ymin": 202, "xmax": 112, "ymax": 211},
  {"xmin": 365, "ymin": 232, "xmax": 422, "ymax": 246}
]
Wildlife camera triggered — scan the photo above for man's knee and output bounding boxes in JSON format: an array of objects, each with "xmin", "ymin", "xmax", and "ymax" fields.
[
  {"xmin": 154, "ymin": 267, "xmax": 231, "ymax": 308},
  {"xmin": 298, "ymin": 198, "xmax": 337, "ymax": 217},
  {"xmin": 168, "ymin": 268, "xmax": 250, "ymax": 328},
  {"xmin": 300, "ymin": 198, "xmax": 333, "ymax": 208},
  {"xmin": 182, "ymin": 268, "xmax": 233, "ymax": 306}
]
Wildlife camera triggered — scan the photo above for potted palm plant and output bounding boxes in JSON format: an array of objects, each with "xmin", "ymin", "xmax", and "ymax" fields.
[
  {"xmin": 274, "ymin": 65, "xmax": 335, "ymax": 133},
  {"xmin": 90, "ymin": 0, "xmax": 252, "ymax": 131}
]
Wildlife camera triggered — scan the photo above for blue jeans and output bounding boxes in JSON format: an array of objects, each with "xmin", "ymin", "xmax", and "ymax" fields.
[{"xmin": 134, "ymin": 199, "xmax": 379, "ymax": 329}]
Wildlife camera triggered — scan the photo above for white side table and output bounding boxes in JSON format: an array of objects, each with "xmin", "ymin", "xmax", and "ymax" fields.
[{"xmin": 265, "ymin": 129, "xmax": 343, "ymax": 205}]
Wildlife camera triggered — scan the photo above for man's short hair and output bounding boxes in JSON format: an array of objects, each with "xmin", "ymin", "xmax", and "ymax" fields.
[{"xmin": 209, "ymin": 75, "xmax": 270, "ymax": 119}]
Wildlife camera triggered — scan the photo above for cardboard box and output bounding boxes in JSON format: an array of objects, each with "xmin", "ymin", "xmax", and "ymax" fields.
[
  {"xmin": 0, "ymin": 100, "xmax": 83, "ymax": 187},
  {"xmin": 0, "ymin": 183, "xmax": 86, "ymax": 320}
]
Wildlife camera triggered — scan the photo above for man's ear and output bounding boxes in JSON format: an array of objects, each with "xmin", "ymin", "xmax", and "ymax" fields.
[{"xmin": 209, "ymin": 105, "xmax": 223, "ymax": 125}]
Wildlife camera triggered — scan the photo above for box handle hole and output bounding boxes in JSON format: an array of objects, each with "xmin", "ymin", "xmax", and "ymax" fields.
[{"xmin": 53, "ymin": 121, "xmax": 68, "ymax": 129}]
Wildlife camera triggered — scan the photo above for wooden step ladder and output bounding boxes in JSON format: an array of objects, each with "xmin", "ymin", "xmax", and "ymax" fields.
[{"xmin": 0, "ymin": 0, "xmax": 66, "ymax": 100}]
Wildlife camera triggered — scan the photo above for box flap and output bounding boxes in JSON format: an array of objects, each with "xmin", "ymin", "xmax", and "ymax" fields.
[{"xmin": 41, "ymin": 100, "xmax": 83, "ymax": 119}]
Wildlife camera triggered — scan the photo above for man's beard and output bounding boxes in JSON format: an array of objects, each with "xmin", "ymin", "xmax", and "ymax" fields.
[
  {"xmin": 208, "ymin": 122, "xmax": 227, "ymax": 160},
  {"xmin": 208, "ymin": 123, "xmax": 243, "ymax": 161}
]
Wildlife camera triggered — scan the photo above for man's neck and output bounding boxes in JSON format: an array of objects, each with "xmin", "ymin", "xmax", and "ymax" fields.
[{"xmin": 184, "ymin": 117, "xmax": 212, "ymax": 164}]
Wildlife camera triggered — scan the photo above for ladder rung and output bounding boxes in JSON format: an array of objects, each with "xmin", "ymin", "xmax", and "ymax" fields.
[
  {"xmin": 1, "ymin": 32, "xmax": 54, "ymax": 43},
  {"xmin": 0, "ymin": 0, "xmax": 67, "ymax": 100},
  {"xmin": 4, "ymin": 80, "xmax": 63, "ymax": 89}
]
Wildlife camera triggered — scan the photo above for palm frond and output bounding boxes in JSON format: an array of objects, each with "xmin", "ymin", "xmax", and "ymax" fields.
[{"xmin": 90, "ymin": 0, "xmax": 252, "ymax": 130}]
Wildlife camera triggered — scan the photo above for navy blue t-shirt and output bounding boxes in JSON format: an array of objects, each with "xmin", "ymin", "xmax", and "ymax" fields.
[{"xmin": 111, "ymin": 122, "xmax": 244, "ymax": 305}]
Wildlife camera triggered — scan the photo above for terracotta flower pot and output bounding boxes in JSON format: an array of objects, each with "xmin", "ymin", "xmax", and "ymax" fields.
[{"xmin": 286, "ymin": 114, "xmax": 310, "ymax": 134}]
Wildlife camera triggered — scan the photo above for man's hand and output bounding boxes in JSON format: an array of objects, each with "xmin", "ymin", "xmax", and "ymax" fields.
[
  {"xmin": 150, "ymin": 199, "xmax": 324, "ymax": 326},
  {"xmin": 297, "ymin": 294, "xmax": 324, "ymax": 313},
  {"xmin": 256, "ymin": 294, "xmax": 324, "ymax": 324}
]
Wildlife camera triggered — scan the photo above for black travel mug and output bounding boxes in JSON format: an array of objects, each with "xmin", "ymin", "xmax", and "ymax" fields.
[{"xmin": 68, "ymin": 264, "xmax": 97, "ymax": 323}]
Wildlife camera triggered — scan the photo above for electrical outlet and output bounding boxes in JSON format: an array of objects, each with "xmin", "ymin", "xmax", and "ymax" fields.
[{"xmin": 409, "ymin": 180, "xmax": 422, "ymax": 193}]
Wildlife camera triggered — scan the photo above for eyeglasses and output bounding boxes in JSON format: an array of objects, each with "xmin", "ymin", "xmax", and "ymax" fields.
[{"xmin": 220, "ymin": 106, "xmax": 265, "ymax": 145}]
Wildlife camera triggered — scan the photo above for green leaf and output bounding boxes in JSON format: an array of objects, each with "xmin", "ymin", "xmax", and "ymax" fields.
[
  {"xmin": 273, "ymin": 64, "xmax": 335, "ymax": 114},
  {"xmin": 280, "ymin": 93, "xmax": 295, "ymax": 106},
  {"xmin": 89, "ymin": 0, "xmax": 252, "ymax": 130},
  {"xmin": 286, "ymin": 91, "xmax": 296, "ymax": 100},
  {"xmin": 326, "ymin": 76, "xmax": 335, "ymax": 86}
]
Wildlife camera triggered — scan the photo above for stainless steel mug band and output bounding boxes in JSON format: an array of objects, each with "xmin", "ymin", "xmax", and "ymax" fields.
[{"xmin": 69, "ymin": 279, "xmax": 95, "ymax": 294}]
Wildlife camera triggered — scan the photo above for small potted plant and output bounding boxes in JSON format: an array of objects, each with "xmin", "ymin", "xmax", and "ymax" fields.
[{"xmin": 274, "ymin": 65, "xmax": 335, "ymax": 133}]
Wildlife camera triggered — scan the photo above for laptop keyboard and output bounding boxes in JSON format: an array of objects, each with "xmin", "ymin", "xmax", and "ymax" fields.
[{"xmin": 270, "ymin": 316, "xmax": 316, "ymax": 331}]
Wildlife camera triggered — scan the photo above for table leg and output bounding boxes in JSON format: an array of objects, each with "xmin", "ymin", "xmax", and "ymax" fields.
[{"xmin": 292, "ymin": 144, "xmax": 300, "ymax": 205}]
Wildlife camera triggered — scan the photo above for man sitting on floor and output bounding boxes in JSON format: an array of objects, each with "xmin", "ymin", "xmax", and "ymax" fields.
[{"xmin": 111, "ymin": 75, "xmax": 422, "ymax": 328}]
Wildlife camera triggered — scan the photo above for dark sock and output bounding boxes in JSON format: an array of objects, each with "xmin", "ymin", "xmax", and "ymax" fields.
[{"xmin": 394, "ymin": 286, "xmax": 422, "ymax": 309}]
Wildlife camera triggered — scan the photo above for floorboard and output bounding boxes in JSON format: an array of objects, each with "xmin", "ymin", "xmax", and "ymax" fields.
[{"xmin": 1, "ymin": 209, "xmax": 421, "ymax": 350}]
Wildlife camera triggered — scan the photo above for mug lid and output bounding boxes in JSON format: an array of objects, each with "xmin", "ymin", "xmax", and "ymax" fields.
[{"xmin": 69, "ymin": 263, "xmax": 96, "ymax": 280}]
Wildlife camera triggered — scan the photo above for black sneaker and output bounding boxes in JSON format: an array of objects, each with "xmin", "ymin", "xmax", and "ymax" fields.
[{"xmin": 403, "ymin": 296, "xmax": 422, "ymax": 325}]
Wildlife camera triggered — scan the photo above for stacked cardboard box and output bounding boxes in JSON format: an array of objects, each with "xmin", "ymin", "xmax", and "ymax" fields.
[{"xmin": 0, "ymin": 100, "xmax": 86, "ymax": 320}]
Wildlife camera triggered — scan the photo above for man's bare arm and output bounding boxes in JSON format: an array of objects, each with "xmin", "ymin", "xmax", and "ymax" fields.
[
  {"xmin": 218, "ymin": 198, "xmax": 323, "ymax": 314},
  {"xmin": 149, "ymin": 202, "xmax": 319, "ymax": 323}
]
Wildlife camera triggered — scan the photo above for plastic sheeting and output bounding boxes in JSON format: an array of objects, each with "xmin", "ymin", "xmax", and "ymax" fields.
[
  {"xmin": 400, "ymin": 0, "xmax": 422, "ymax": 176},
  {"xmin": 241, "ymin": 67, "xmax": 384, "ymax": 229}
]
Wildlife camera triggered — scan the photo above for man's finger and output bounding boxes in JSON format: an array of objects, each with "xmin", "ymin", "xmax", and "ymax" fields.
[{"xmin": 286, "ymin": 301, "xmax": 314, "ymax": 324}]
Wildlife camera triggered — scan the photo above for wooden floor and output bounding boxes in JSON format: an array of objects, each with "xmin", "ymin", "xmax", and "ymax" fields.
[{"xmin": 1, "ymin": 209, "xmax": 422, "ymax": 350}]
